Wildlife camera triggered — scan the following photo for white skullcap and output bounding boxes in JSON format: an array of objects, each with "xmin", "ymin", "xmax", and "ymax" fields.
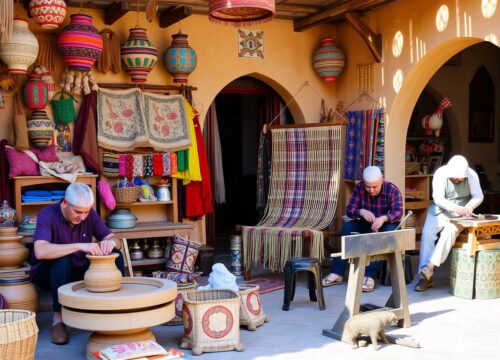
[
  {"xmin": 363, "ymin": 166, "xmax": 382, "ymax": 182},
  {"xmin": 446, "ymin": 155, "xmax": 469, "ymax": 178}
]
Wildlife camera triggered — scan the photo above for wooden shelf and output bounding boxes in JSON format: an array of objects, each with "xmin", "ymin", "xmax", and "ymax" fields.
[
  {"xmin": 21, "ymin": 201, "xmax": 57, "ymax": 206},
  {"xmin": 405, "ymin": 200, "xmax": 430, "ymax": 210},
  {"xmin": 110, "ymin": 221, "xmax": 194, "ymax": 240},
  {"xmin": 115, "ymin": 201, "xmax": 174, "ymax": 206},
  {"xmin": 130, "ymin": 258, "xmax": 167, "ymax": 266}
]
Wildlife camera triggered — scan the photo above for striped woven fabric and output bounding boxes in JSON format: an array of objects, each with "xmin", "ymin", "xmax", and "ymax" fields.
[{"xmin": 243, "ymin": 125, "xmax": 342, "ymax": 272}]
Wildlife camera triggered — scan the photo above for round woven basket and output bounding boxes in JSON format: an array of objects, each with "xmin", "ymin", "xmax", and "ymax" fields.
[
  {"xmin": 0, "ymin": 310, "xmax": 38, "ymax": 360},
  {"xmin": 112, "ymin": 187, "xmax": 139, "ymax": 203}
]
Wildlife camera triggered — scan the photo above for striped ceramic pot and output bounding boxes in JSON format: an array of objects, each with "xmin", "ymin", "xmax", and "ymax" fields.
[
  {"xmin": 312, "ymin": 38, "xmax": 345, "ymax": 82},
  {"xmin": 121, "ymin": 27, "xmax": 158, "ymax": 83},
  {"xmin": 164, "ymin": 32, "xmax": 197, "ymax": 83},
  {"xmin": 29, "ymin": 0, "xmax": 67, "ymax": 29},
  {"xmin": 23, "ymin": 73, "xmax": 48, "ymax": 109},
  {"xmin": 0, "ymin": 19, "xmax": 39, "ymax": 74},
  {"xmin": 27, "ymin": 110, "xmax": 54, "ymax": 148},
  {"xmin": 57, "ymin": 14, "xmax": 103, "ymax": 71}
]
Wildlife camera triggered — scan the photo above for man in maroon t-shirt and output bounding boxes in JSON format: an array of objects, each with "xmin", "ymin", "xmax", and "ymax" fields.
[{"xmin": 31, "ymin": 182, "xmax": 124, "ymax": 345}]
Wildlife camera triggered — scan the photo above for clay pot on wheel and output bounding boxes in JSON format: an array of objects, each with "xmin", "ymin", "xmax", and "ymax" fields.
[{"xmin": 84, "ymin": 253, "xmax": 122, "ymax": 292}]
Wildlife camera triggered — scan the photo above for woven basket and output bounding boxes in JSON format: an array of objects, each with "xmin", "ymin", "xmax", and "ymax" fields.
[
  {"xmin": 112, "ymin": 187, "xmax": 139, "ymax": 203},
  {"xmin": 164, "ymin": 281, "xmax": 198, "ymax": 326},
  {"xmin": 238, "ymin": 284, "xmax": 268, "ymax": 331},
  {"xmin": 405, "ymin": 162, "xmax": 421, "ymax": 175},
  {"xmin": 0, "ymin": 310, "xmax": 38, "ymax": 360},
  {"xmin": 179, "ymin": 289, "xmax": 243, "ymax": 355}
]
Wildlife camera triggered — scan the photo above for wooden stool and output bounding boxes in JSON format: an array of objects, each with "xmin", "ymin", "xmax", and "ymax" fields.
[{"xmin": 282, "ymin": 257, "xmax": 325, "ymax": 311}]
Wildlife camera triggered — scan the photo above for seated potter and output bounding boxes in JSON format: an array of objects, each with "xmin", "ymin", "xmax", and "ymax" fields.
[
  {"xmin": 322, "ymin": 166, "xmax": 403, "ymax": 292},
  {"xmin": 30, "ymin": 182, "xmax": 124, "ymax": 345}
]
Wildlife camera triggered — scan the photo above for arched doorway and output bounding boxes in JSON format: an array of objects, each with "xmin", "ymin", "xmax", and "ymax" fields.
[{"xmin": 204, "ymin": 76, "xmax": 293, "ymax": 254}]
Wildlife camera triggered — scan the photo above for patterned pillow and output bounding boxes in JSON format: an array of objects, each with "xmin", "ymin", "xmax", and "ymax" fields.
[
  {"xmin": 166, "ymin": 236, "xmax": 201, "ymax": 274},
  {"xmin": 5, "ymin": 146, "xmax": 39, "ymax": 178},
  {"xmin": 30, "ymin": 144, "xmax": 59, "ymax": 162}
]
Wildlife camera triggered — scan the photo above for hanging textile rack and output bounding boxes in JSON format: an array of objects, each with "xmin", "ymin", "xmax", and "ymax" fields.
[
  {"xmin": 98, "ymin": 82, "xmax": 197, "ymax": 103},
  {"xmin": 267, "ymin": 121, "xmax": 346, "ymax": 131},
  {"xmin": 344, "ymin": 91, "xmax": 386, "ymax": 112}
]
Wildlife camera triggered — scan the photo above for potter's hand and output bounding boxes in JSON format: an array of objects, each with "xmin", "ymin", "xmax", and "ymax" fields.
[
  {"xmin": 453, "ymin": 205, "xmax": 470, "ymax": 216},
  {"xmin": 359, "ymin": 209, "xmax": 376, "ymax": 223},
  {"xmin": 99, "ymin": 240, "xmax": 116, "ymax": 255},
  {"xmin": 371, "ymin": 216, "xmax": 386, "ymax": 232},
  {"xmin": 81, "ymin": 242, "xmax": 103, "ymax": 256}
]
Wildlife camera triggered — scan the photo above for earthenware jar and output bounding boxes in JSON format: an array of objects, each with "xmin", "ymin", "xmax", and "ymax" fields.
[
  {"xmin": 121, "ymin": 27, "xmax": 158, "ymax": 82},
  {"xmin": 0, "ymin": 275, "xmax": 38, "ymax": 312},
  {"xmin": 0, "ymin": 200, "xmax": 16, "ymax": 227},
  {"xmin": 312, "ymin": 38, "xmax": 345, "ymax": 82},
  {"xmin": 23, "ymin": 73, "xmax": 48, "ymax": 109},
  {"xmin": 163, "ymin": 31, "xmax": 197, "ymax": 83},
  {"xmin": 147, "ymin": 239, "xmax": 163, "ymax": 259},
  {"xmin": 84, "ymin": 253, "xmax": 122, "ymax": 292},
  {"xmin": 27, "ymin": 110, "xmax": 54, "ymax": 148},
  {"xmin": 129, "ymin": 240, "xmax": 144, "ymax": 260},
  {"xmin": 0, "ymin": 233, "xmax": 28, "ymax": 269}
]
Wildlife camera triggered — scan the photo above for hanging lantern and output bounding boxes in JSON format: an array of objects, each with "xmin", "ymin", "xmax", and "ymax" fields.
[
  {"xmin": 163, "ymin": 32, "xmax": 197, "ymax": 84},
  {"xmin": 0, "ymin": 19, "xmax": 39, "ymax": 74},
  {"xmin": 57, "ymin": 14, "xmax": 103, "ymax": 71},
  {"xmin": 29, "ymin": 0, "xmax": 67, "ymax": 29},
  {"xmin": 23, "ymin": 73, "xmax": 48, "ymax": 109},
  {"xmin": 27, "ymin": 110, "xmax": 54, "ymax": 148},
  {"xmin": 208, "ymin": 0, "xmax": 275, "ymax": 26},
  {"xmin": 312, "ymin": 38, "xmax": 345, "ymax": 83},
  {"xmin": 121, "ymin": 27, "xmax": 158, "ymax": 83}
]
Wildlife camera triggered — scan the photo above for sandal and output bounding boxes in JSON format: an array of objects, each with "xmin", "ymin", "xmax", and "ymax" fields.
[{"xmin": 322, "ymin": 275, "xmax": 343, "ymax": 287}]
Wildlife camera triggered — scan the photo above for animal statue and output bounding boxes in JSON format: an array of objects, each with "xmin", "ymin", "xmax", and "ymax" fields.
[
  {"xmin": 421, "ymin": 97, "xmax": 452, "ymax": 137},
  {"xmin": 343, "ymin": 310, "xmax": 398, "ymax": 350}
]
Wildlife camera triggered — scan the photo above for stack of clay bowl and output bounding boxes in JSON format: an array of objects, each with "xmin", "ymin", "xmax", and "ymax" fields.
[{"xmin": 0, "ymin": 227, "xmax": 38, "ymax": 312}]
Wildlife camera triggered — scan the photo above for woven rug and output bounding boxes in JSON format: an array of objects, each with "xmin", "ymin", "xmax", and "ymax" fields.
[
  {"xmin": 242, "ymin": 278, "xmax": 284, "ymax": 294},
  {"xmin": 143, "ymin": 93, "xmax": 192, "ymax": 151},
  {"xmin": 243, "ymin": 125, "xmax": 342, "ymax": 272}
]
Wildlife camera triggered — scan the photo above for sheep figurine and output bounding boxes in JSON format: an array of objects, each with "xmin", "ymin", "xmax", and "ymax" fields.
[{"xmin": 343, "ymin": 310, "xmax": 398, "ymax": 350}]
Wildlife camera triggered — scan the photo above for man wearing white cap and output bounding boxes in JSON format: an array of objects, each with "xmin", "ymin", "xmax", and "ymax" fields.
[
  {"xmin": 322, "ymin": 166, "xmax": 403, "ymax": 292},
  {"xmin": 415, "ymin": 155, "xmax": 483, "ymax": 291}
]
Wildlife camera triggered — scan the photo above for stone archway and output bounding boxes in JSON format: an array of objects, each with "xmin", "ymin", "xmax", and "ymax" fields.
[{"xmin": 386, "ymin": 37, "xmax": 484, "ymax": 190}]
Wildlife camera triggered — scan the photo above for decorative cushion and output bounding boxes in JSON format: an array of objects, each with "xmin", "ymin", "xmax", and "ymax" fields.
[
  {"xmin": 166, "ymin": 236, "xmax": 201, "ymax": 274},
  {"xmin": 98, "ymin": 179, "xmax": 116, "ymax": 211},
  {"xmin": 97, "ymin": 340, "xmax": 168, "ymax": 360},
  {"xmin": 5, "ymin": 146, "xmax": 39, "ymax": 178},
  {"xmin": 30, "ymin": 144, "xmax": 59, "ymax": 162}
]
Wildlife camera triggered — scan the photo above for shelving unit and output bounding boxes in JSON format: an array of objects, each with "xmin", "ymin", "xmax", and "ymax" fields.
[{"xmin": 405, "ymin": 174, "xmax": 432, "ymax": 235}]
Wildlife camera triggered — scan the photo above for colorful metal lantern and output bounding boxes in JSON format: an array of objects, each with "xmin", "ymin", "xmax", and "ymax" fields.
[
  {"xmin": 29, "ymin": 0, "xmax": 67, "ymax": 29},
  {"xmin": 0, "ymin": 19, "xmax": 39, "ymax": 74},
  {"xmin": 312, "ymin": 38, "xmax": 345, "ymax": 82},
  {"xmin": 23, "ymin": 73, "xmax": 48, "ymax": 109},
  {"xmin": 27, "ymin": 110, "xmax": 54, "ymax": 148},
  {"xmin": 209, "ymin": 0, "xmax": 275, "ymax": 26},
  {"xmin": 57, "ymin": 14, "xmax": 103, "ymax": 71},
  {"xmin": 163, "ymin": 32, "xmax": 197, "ymax": 83},
  {"xmin": 121, "ymin": 27, "xmax": 158, "ymax": 83}
]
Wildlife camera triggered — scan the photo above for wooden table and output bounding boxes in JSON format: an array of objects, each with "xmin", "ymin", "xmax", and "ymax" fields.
[{"xmin": 451, "ymin": 216, "xmax": 500, "ymax": 256}]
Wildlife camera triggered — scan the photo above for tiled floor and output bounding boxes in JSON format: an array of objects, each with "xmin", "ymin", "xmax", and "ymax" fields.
[{"xmin": 34, "ymin": 256, "xmax": 500, "ymax": 360}]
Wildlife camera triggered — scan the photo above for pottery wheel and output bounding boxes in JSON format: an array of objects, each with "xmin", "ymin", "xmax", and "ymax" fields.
[{"xmin": 58, "ymin": 277, "xmax": 177, "ymax": 359}]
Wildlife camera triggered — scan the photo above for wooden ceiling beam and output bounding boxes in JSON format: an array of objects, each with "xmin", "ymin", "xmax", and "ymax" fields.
[
  {"xmin": 105, "ymin": 0, "xmax": 129, "ymax": 25},
  {"xmin": 159, "ymin": 6, "xmax": 192, "ymax": 28},
  {"xmin": 345, "ymin": 12, "xmax": 382, "ymax": 62},
  {"xmin": 293, "ymin": 0, "xmax": 391, "ymax": 32}
]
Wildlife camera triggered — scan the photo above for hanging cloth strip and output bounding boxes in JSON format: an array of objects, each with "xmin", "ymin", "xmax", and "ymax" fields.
[
  {"xmin": 143, "ymin": 154, "xmax": 153, "ymax": 177},
  {"xmin": 176, "ymin": 150, "xmax": 188, "ymax": 171},
  {"xmin": 256, "ymin": 127, "xmax": 271, "ymax": 216},
  {"xmin": 132, "ymin": 154, "xmax": 144, "ymax": 177},
  {"xmin": 125, "ymin": 154, "xmax": 134, "ymax": 179},
  {"xmin": 73, "ymin": 91, "xmax": 100, "ymax": 174},
  {"xmin": 152, "ymin": 153, "xmax": 163, "ymax": 176},
  {"xmin": 170, "ymin": 152, "xmax": 177, "ymax": 174},
  {"xmin": 162, "ymin": 152, "xmax": 171, "ymax": 176},
  {"xmin": 119, "ymin": 154, "xmax": 126, "ymax": 176}
]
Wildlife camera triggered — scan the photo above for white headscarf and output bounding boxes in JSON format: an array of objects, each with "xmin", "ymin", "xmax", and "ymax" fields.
[{"xmin": 445, "ymin": 155, "xmax": 469, "ymax": 178}]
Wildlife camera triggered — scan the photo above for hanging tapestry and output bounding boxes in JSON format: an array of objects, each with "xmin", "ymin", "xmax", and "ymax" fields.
[
  {"xmin": 243, "ymin": 125, "xmax": 343, "ymax": 272},
  {"xmin": 142, "ymin": 93, "xmax": 192, "ymax": 151},
  {"xmin": 97, "ymin": 88, "xmax": 148, "ymax": 151},
  {"xmin": 344, "ymin": 107, "xmax": 384, "ymax": 180},
  {"xmin": 237, "ymin": 29, "xmax": 264, "ymax": 60}
]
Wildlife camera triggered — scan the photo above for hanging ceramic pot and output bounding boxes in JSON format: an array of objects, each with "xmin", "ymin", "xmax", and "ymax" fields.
[
  {"xmin": 163, "ymin": 32, "xmax": 197, "ymax": 83},
  {"xmin": 0, "ymin": 19, "xmax": 39, "ymax": 74},
  {"xmin": 29, "ymin": 0, "xmax": 67, "ymax": 29},
  {"xmin": 312, "ymin": 38, "xmax": 345, "ymax": 82},
  {"xmin": 84, "ymin": 253, "xmax": 122, "ymax": 292},
  {"xmin": 27, "ymin": 110, "xmax": 54, "ymax": 148},
  {"xmin": 23, "ymin": 73, "xmax": 48, "ymax": 109},
  {"xmin": 57, "ymin": 14, "xmax": 103, "ymax": 71},
  {"xmin": 121, "ymin": 27, "xmax": 158, "ymax": 83},
  {"xmin": 0, "ymin": 201, "xmax": 16, "ymax": 227}
]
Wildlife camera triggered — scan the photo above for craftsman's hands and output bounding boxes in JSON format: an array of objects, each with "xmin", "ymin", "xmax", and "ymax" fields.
[
  {"xmin": 359, "ymin": 209, "xmax": 386, "ymax": 231},
  {"xmin": 359, "ymin": 209, "xmax": 376, "ymax": 223},
  {"xmin": 80, "ymin": 240, "xmax": 116, "ymax": 256},
  {"xmin": 453, "ymin": 205, "xmax": 472, "ymax": 217},
  {"xmin": 99, "ymin": 239, "xmax": 116, "ymax": 255},
  {"xmin": 371, "ymin": 216, "xmax": 387, "ymax": 232}
]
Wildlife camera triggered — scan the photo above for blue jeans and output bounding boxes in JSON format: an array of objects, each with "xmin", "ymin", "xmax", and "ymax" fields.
[
  {"xmin": 31, "ymin": 249, "xmax": 125, "ymax": 312},
  {"xmin": 330, "ymin": 220, "xmax": 400, "ymax": 279}
]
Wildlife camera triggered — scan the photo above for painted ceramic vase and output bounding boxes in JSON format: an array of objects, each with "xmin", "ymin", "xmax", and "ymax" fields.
[
  {"xmin": 121, "ymin": 27, "xmax": 158, "ymax": 83},
  {"xmin": 156, "ymin": 184, "xmax": 171, "ymax": 201},
  {"xmin": 57, "ymin": 14, "xmax": 103, "ymax": 71},
  {"xmin": 19, "ymin": 215, "xmax": 37, "ymax": 232},
  {"xmin": 29, "ymin": 0, "xmax": 67, "ymax": 29},
  {"xmin": 230, "ymin": 235, "xmax": 243, "ymax": 276},
  {"xmin": 0, "ymin": 233, "xmax": 28, "ymax": 269},
  {"xmin": 147, "ymin": 239, "xmax": 163, "ymax": 259},
  {"xmin": 312, "ymin": 38, "xmax": 345, "ymax": 82},
  {"xmin": 0, "ymin": 201, "xmax": 16, "ymax": 227},
  {"xmin": 23, "ymin": 73, "xmax": 48, "ymax": 109},
  {"xmin": 27, "ymin": 110, "xmax": 54, "ymax": 148},
  {"xmin": 0, "ymin": 19, "xmax": 39, "ymax": 74},
  {"xmin": 84, "ymin": 253, "xmax": 122, "ymax": 292},
  {"xmin": 164, "ymin": 32, "xmax": 197, "ymax": 83},
  {"xmin": 129, "ymin": 240, "xmax": 144, "ymax": 260},
  {"xmin": 0, "ymin": 275, "xmax": 38, "ymax": 312}
]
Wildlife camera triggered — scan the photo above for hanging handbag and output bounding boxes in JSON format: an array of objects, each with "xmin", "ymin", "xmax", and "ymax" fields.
[{"xmin": 51, "ymin": 91, "xmax": 78, "ymax": 124}]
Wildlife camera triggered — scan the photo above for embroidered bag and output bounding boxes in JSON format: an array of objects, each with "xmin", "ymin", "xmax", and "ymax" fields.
[
  {"xmin": 51, "ymin": 91, "xmax": 77, "ymax": 124},
  {"xmin": 166, "ymin": 236, "xmax": 201, "ymax": 273}
]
